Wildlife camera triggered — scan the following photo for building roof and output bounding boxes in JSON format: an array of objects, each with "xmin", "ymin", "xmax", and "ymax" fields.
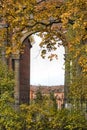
[{"xmin": 30, "ymin": 85, "xmax": 64, "ymax": 94}]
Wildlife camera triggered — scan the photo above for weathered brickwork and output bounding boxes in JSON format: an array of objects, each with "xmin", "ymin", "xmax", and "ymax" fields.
[{"xmin": 19, "ymin": 38, "xmax": 31, "ymax": 104}]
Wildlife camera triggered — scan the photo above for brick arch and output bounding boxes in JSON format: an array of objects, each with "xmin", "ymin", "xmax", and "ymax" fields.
[{"xmin": 13, "ymin": 32, "xmax": 65, "ymax": 107}]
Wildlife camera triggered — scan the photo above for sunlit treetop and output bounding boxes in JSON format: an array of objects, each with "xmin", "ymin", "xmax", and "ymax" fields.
[
  {"xmin": 0, "ymin": 0, "xmax": 87, "ymax": 63},
  {"xmin": 61, "ymin": 0, "xmax": 87, "ymax": 74},
  {"xmin": 0, "ymin": 0, "xmax": 64, "ymax": 56}
]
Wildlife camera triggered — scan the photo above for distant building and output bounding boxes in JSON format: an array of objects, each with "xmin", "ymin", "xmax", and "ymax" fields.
[{"xmin": 30, "ymin": 85, "xmax": 64, "ymax": 109}]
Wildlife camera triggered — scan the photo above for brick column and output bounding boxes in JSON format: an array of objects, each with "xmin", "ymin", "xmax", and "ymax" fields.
[
  {"xmin": 19, "ymin": 39, "xmax": 31, "ymax": 104},
  {"xmin": 14, "ymin": 56, "xmax": 20, "ymax": 108}
]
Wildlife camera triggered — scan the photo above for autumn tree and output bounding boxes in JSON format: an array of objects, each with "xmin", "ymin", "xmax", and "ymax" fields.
[
  {"xmin": 61, "ymin": 0, "xmax": 87, "ymax": 108},
  {"xmin": 0, "ymin": 0, "xmax": 87, "ymax": 109},
  {"xmin": 0, "ymin": 0, "xmax": 86, "ymax": 69},
  {"xmin": 0, "ymin": 0, "xmax": 86, "ymax": 62},
  {"xmin": 0, "ymin": 1, "xmax": 87, "ymax": 129},
  {"xmin": 0, "ymin": 0, "xmax": 65, "ymax": 57},
  {"xmin": 49, "ymin": 91, "xmax": 57, "ymax": 111},
  {"xmin": 34, "ymin": 87, "xmax": 43, "ymax": 104}
]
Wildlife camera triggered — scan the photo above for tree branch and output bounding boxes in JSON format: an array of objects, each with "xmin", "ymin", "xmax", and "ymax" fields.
[{"xmin": 25, "ymin": 19, "xmax": 61, "ymax": 28}]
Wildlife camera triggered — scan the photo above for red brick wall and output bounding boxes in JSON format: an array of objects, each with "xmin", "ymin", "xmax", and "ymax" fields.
[{"xmin": 19, "ymin": 39, "xmax": 31, "ymax": 104}]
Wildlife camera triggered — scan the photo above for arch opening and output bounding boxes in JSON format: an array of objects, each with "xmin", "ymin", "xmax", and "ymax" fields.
[{"xmin": 30, "ymin": 34, "xmax": 65, "ymax": 86}]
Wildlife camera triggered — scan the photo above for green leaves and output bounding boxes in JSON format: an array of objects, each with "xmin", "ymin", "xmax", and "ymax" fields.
[
  {"xmin": 0, "ymin": 60, "xmax": 14, "ymax": 95},
  {"xmin": 20, "ymin": 105, "xmax": 87, "ymax": 130},
  {"xmin": 0, "ymin": 92, "xmax": 22, "ymax": 130}
]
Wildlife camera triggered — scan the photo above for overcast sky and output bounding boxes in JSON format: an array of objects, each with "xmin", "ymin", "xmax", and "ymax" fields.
[{"xmin": 30, "ymin": 35, "xmax": 65, "ymax": 86}]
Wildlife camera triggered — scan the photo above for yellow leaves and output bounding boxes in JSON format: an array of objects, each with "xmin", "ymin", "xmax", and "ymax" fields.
[
  {"xmin": 0, "ymin": 0, "xmax": 87, "ymax": 63},
  {"xmin": 73, "ymin": 22, "xmax": 80, "ymax": 30},
  {"xmin": 61, "ymin": 12, "xmax": 71, "ymax": 28},
  {"xmin": 79, "ymin": 55, "xmax": 87, "ymax": 74},
  {"xmin": 6, "ymin": 41, "xmax": 23, "ymax": 56},
  {"xmin": 48, "ymin": 54, "xmax": 58, "ymax": 61},
  {"xmin": 35, "ymin": 0, "xmax": 61, "ymax": 22},
  {"xmin": 6, "ymin": 47, "xmax": 12, "ymax": 55},
  {"xmin": 83, "ymin": 21, "xmax": 87, "ymax": 27}
]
